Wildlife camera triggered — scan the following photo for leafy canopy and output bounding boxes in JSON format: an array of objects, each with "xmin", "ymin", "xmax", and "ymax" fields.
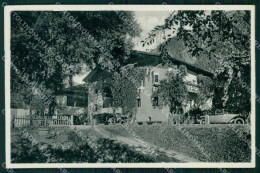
[
  {"xmin": 111, "ymin": 66, "xmax": 146, "ymax": 118},
  {"xmin": 11, "ymin": 11, "xmax": 141, "ymax": 112},
  {"xmin": 157, "ymin": 66, "xmax": 188, "ymax": 113},
  {"xmin": 144, "ymin": 10, "xmax": 251, "ymax": 113}
]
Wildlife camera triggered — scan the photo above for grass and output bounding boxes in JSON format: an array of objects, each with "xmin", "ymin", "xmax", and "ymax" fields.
[
  {"xmin": 11, "ymin": 127, "xmax": 155, "ymax": 163},
  {"xmin": 102, "ymin": 123, "xmax": 251, "ymax": 162}
]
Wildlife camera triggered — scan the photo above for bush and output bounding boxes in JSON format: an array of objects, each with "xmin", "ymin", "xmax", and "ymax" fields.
[
  {"xmin": 93, "ymin": 113, "xmax": 115, "ymax": 124},
  {"xmin": 187, "ymin": 108, "xmax": 203, "ymax": 123},
  {"xmin": 11, "ymin": 128, "xmax": 155, "ymax": 163}
]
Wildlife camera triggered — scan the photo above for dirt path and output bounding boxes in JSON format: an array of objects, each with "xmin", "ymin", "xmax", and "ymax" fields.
[{"xmin": 94, "ymin": 126, "xmax": 199, "ymax": 163}]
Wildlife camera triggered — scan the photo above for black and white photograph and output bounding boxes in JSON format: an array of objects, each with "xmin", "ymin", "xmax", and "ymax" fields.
[{"xmin": 4, "ymin": 5, "xmax": 255, "ymax": 168}]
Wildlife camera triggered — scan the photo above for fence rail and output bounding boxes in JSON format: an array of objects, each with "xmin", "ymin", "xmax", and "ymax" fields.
[{"xmin": 11, "ymin": 115, "xmax": 72, "ymax": 128}]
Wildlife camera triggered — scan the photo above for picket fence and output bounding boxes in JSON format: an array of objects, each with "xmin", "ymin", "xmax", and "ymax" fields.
[{"xmin": 11, "ymin": 114, "xmax": 72, "ymax": 128}]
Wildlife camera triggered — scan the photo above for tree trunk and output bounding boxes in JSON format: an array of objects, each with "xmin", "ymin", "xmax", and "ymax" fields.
[{"xmin": 48, "ymin": 99, "xmax": 56, "ymax": 117}]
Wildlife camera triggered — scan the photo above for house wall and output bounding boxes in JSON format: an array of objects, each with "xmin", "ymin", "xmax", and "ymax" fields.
[
  {"xmin": 135, "ymin": 66, "xmax": 200, "ymax": 122},
  {"xmin": 87, "ymin": 64, "xmax": 212, "ymax": 122},
  {"xmin": 136, "ymin": 66, "xmax": 170, "ymax": 122},
  {"xmin": 88, "ymin": 81, "xmax": 122, "ymax": 115}
]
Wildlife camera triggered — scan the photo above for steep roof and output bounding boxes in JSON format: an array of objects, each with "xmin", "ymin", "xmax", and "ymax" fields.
[
  {"xmin": 83, "ymin": 50, "xmax": 213, "ymax": 83},
  {"xmin": 156, "ymin": 37, "xmax": 219, "ymax": 73},
  {"xmin": 129, "ymin": 50, "xmax": 213, "ymax": 77},
  {"xmin": 127, "ymin": 51, "xmax": 162, "ymax": 66},
  {"xmin": 83, "ymin": 67, "xmax": 113, "ymax": 83}
]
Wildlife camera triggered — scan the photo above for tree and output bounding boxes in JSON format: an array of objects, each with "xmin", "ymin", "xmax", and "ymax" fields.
[
  {"xmin": 111, "ymin": 66, "xmax": 146, "ymax": 123},
  {"xmin": 144, "ymin": 10, "xmax": 251, "ymax": 114},
  {"xmin": 196, "ymin": 74, "xmax": 214, "ymax": 110},
  {"xmin": 157, "ymin": 66, "xmax": 188, "ymax": 115},
  {"xmin": 225, "ymin": 64, "xmax": 250, "ymax": 113},
  {"xmin": 11, "ymin": 11, "xmax": 141, "ymax": 115}
]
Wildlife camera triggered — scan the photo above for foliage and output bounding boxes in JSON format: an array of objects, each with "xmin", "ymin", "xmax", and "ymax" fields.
[
  {"xmin": 187, "ymin": 107, "xmax": 203, "ymax": 123},
  {"xmin": 111, "ymin": 66, "xmax": 146, "ymax": 120},
  {"xmin": 73, "ymin": 114, "xmax": 89, "ymax": 125},
  {"xmin": 157, "ymin": 67, "xmax": 188, "ymax": 113},
  {"xmin": 212, "ymin": 69, "xmax": 229, "ymax": 110},
  {"xmin": 195, "ymin": 74, "xmax": 214, "ymax": 109},
  {"xmin": 11, "ymin": 139, "xmax": 47, "ymax": 163},
  {"xmin": 11, "ymin": 129, "xmax": 154, "ymax": 163},
  {"xmin": 144, "ymin": 11, "xmax": 250, "ymax": 63},
  {"xmin": 93, "ymin": 113, "xmax": 115, "ymax": 125},
  {"xmin": 144, "ymin": 10, "xmax": 251, "ymax": 114},
  {"xmin": 225, "ymin": 65, "xmax": 250, "ymax": 113},
  {"xmin": 212, "ymin": 64, "xmax": 250, "ymax": 113},
  {"xmin": 11, "ymin": 11, "xmax": 141, "ymax": 114}
]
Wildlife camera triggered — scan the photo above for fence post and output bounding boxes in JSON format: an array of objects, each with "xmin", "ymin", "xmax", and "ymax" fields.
[
  {"xmin": 44, "ymin": 116, "xmax": 47, "ymax": 126},
  {"xmin": 205, "ymin": 115, "xmax": 210, "ymax": 124},
  {"xmin": 70, "ymin": 115, "xmax": 74, "ymax": 126}
]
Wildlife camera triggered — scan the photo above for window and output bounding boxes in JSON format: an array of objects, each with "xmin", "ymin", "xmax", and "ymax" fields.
[
  {"xmin": 154, "ymin": 74, "xmax": 159, "ymax": 83},
  {"xmin": 152, "ymin": 97, "xmax": 158, "ymax": 106},
  {"xmin": 103, "ymin": 87, "xmax": 112, "ymax": 97},
  {"xmin": 138, "ymin": 89, "xmax": 141, "ymax": 96},
  {"xmin": 67, "ymin": 96, "xmax": 74, "ymax": 107},
  {"xmin": 94, "ymin": 104, "xmax": 98, "ymax": 111},
  {"xmin": 137, "ymin": 99, "xmax": 141, "ymax": 107}
]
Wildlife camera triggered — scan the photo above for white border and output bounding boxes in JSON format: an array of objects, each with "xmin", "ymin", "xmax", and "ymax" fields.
[{"xmin": 4, "ymin": 5, "xmax": 256, "ymax": 169}]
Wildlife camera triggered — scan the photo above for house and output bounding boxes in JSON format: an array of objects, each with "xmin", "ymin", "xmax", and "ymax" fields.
[
  {"xmin": 84, "ymin": 71, "xmax": 122, "ymax": 117},
  {"xmin": 55, "ymin": 84, "xmax": 88, "ymax": 125},
  {"xmin": 84, "ymin": 49, "xmax": 213, "ymax": 123}
]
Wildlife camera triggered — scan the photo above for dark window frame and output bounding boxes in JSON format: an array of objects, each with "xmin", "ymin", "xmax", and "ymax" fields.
[
  {"xmin": 152, "ymin": 97, "xmax": 159, "ymax": 106},
  {"xmin": 137, "ymin": 99, "xmax": 141, "ymax": 107},
  {"xmin": 154, "ymin": 74, "xmax": 159, "ymax": 83}
]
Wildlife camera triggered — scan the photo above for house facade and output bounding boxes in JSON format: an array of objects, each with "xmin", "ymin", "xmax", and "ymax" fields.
[
  {"xmin": 134, "ymin": 66, "xmax": 198, "ymax": 122},
  {"xmin": 55, "ymin": 85, "xmax": 88, "ymax": 124},
  {"xmin": 84, "ymin": 50, "xmax": 213, "ymax": 123},
  {"xmin": 86, "ymin": 73, "xmax": 122, "ymax": 117}
]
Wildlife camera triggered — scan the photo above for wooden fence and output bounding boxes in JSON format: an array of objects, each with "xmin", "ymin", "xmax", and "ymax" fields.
[{"xmin": 11, "ymin": 115, "xmax": 72, "ymax": 128}]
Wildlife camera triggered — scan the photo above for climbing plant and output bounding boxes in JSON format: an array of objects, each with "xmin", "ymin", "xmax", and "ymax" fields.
[{"xmin": 111, "ymin": 66, "xmax": 146, "ymax": 122}]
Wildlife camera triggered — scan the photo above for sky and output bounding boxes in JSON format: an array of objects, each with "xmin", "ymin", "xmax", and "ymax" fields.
[
  {"xmin": 133, "ymin": 11, "xmax": 170, "ymax": 51},
  {"xmin": 73, "ymin": 11, "xmax": 170, "ymax": 85}
]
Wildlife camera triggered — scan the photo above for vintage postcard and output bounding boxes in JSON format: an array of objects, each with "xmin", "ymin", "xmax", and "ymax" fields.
[{"xmin": 4, "ymin": 4, "xmax": 255, "ymax": 168}]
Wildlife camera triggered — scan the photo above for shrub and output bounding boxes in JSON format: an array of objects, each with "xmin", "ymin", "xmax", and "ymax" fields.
[
  {"xmin": 11, "ymin": 128, "xmax": 155, "ymax": 163},
  {"xmin": 187, "ymin": 108, "xmax": 203, "ymax": 123}
]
